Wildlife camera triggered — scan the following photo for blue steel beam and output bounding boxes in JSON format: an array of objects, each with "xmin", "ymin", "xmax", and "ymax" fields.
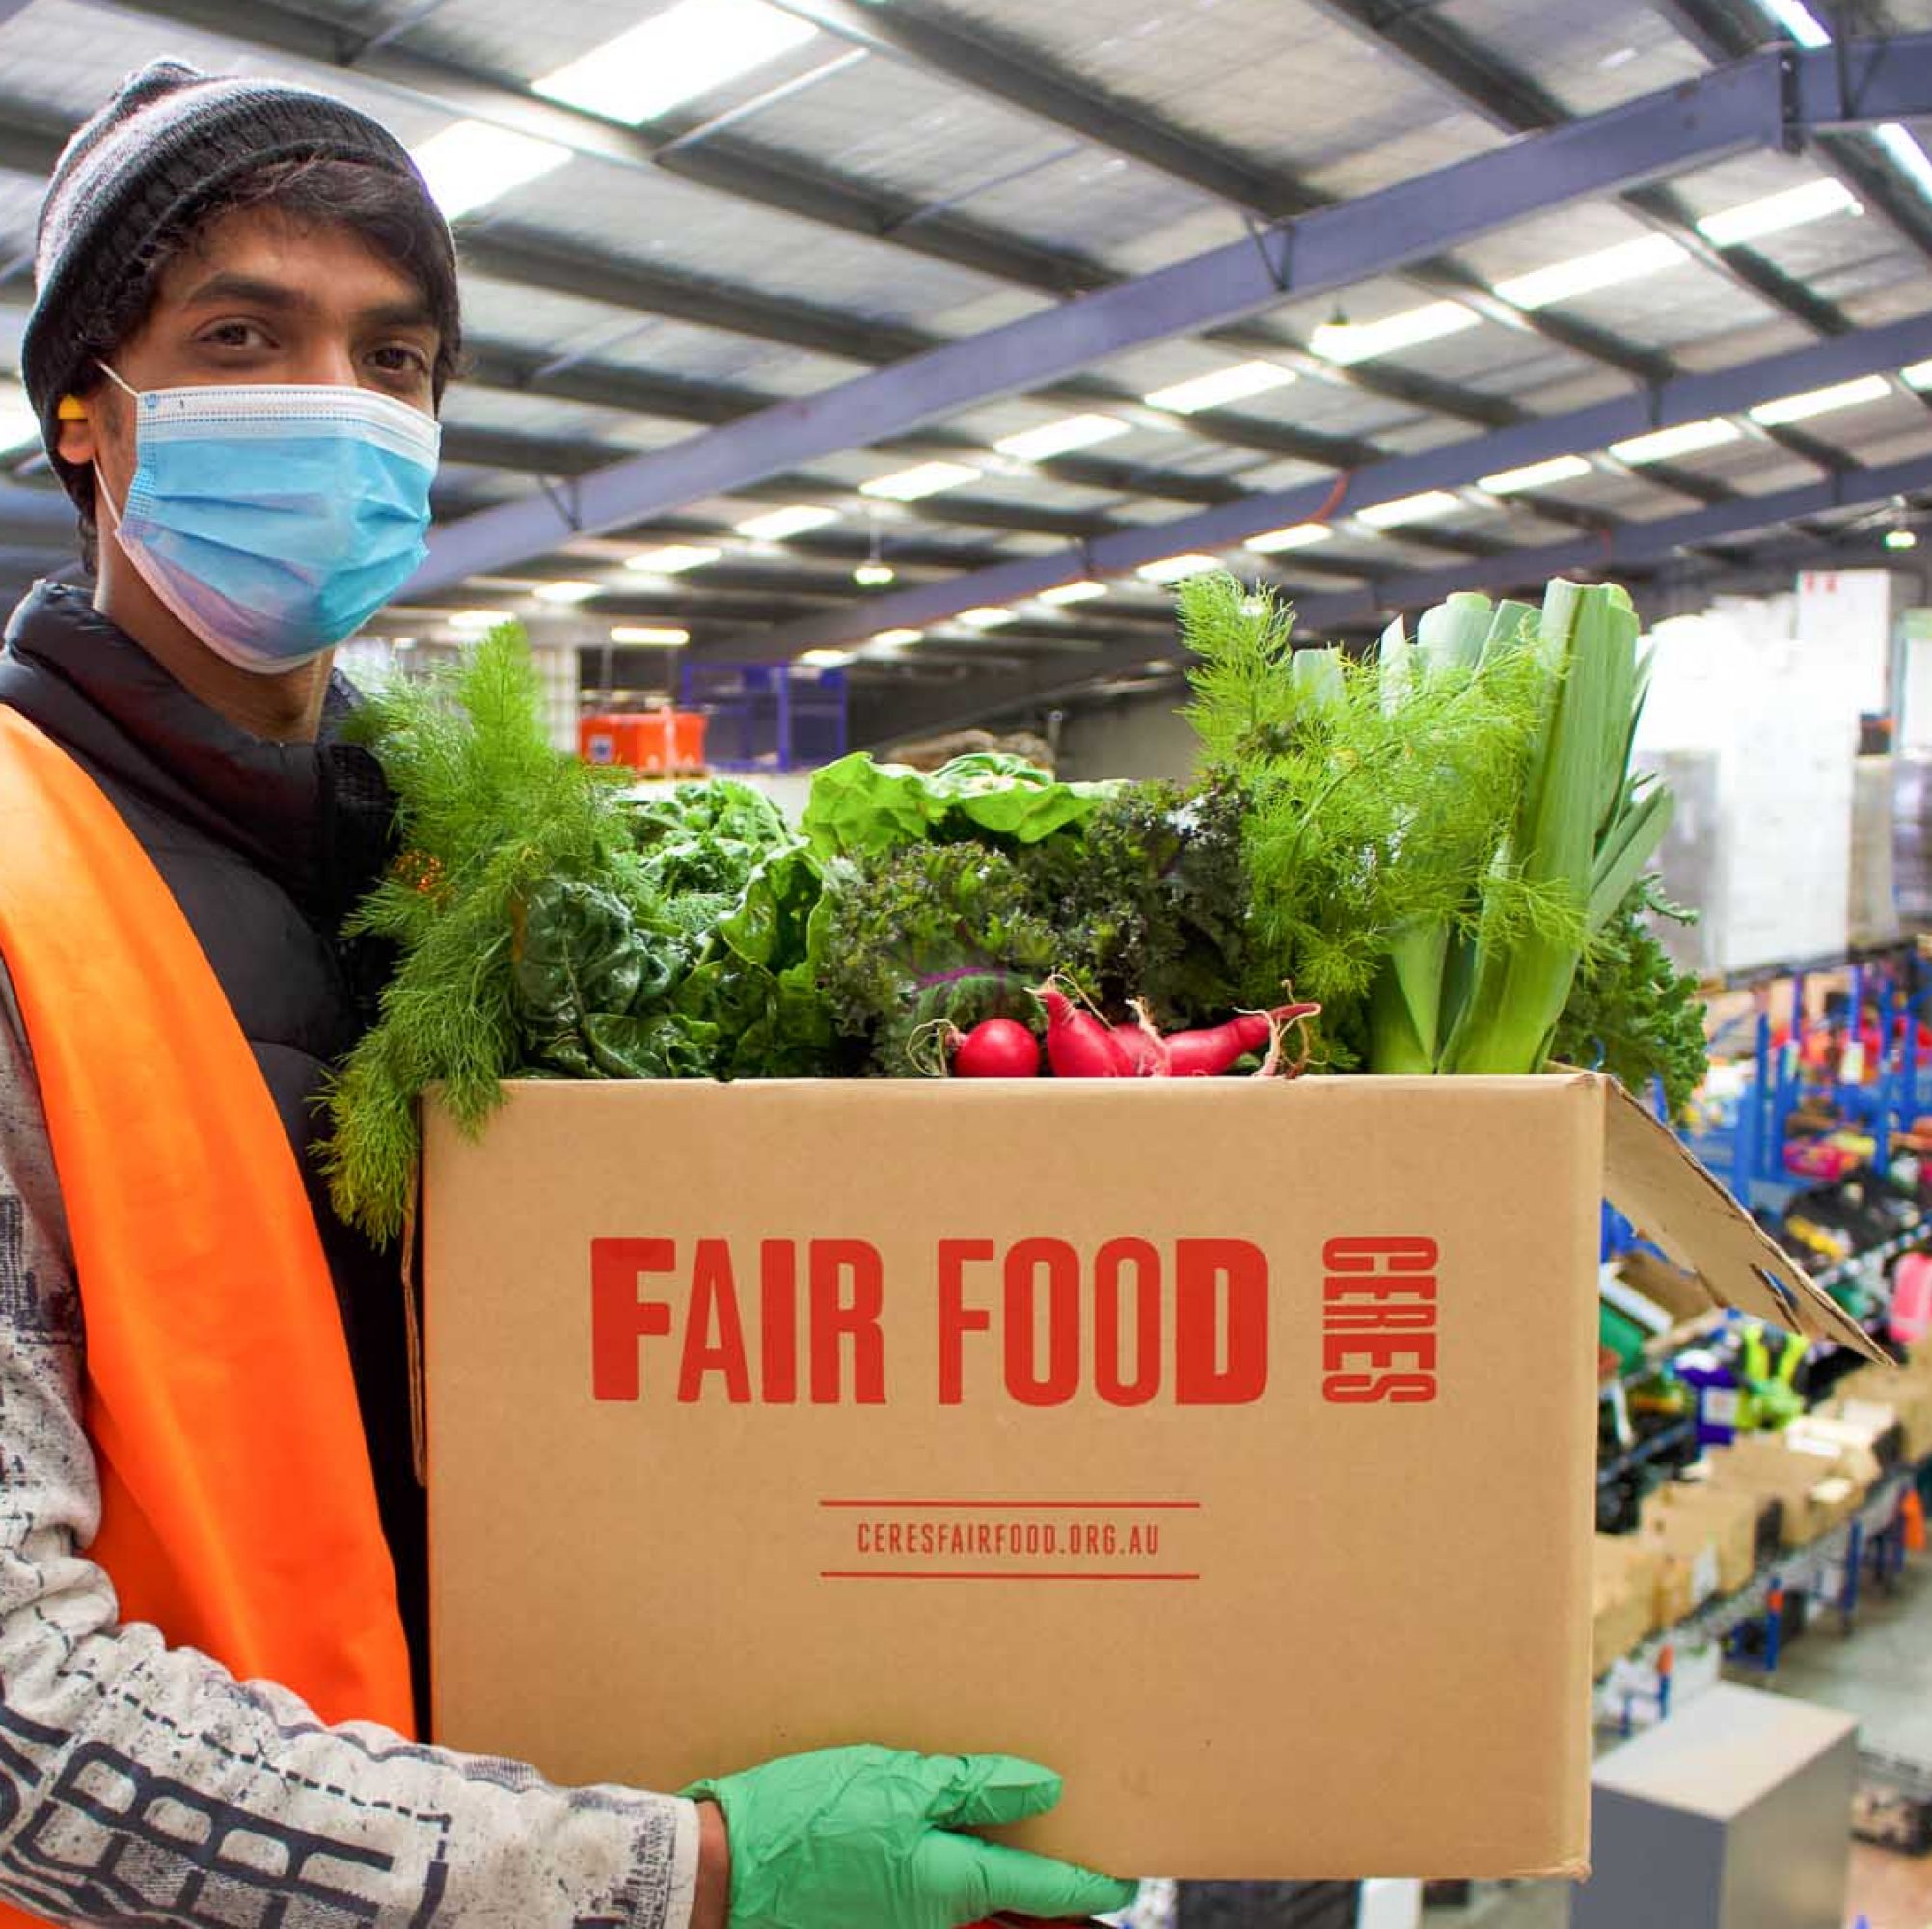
[
  {"xmin": 409, "ymin": 34, "xmax": 1932, "ymax": 594},
  {"xmin": 742, "ymin": 312, "xmax": 1932, "ymax": 657},
  {"xmin": 848, "ymin": 450, "xmax": 1932, "ymax": 746}
]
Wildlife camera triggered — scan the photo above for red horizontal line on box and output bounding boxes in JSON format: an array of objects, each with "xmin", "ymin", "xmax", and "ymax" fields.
[
  {"xmin": 820, "ymin": 1571, "xmax": 1202, "ymax": 1582},
  {"xmin": 817, "ymin": 1500, "xmax": 1202, "ymax": 1509}
]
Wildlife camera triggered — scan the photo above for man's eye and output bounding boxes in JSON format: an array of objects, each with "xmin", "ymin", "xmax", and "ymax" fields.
[
  {"xmin": 201, "ymin": 321, "xmax": 271, "ymax": 350},
  {"xmin": 371, "ymin": 344, "xmax": 432, "ymax": 377}
]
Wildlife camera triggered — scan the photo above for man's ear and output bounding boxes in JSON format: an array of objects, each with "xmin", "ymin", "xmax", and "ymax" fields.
[{"xmin": 55, "ymin": 394, "xmax": 98, "ymax": 470}]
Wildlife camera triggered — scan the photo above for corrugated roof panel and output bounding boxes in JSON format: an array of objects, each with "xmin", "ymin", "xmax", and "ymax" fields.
[
  {"xmin": 0, "ymin": 175, "xmax": 41, "ymax": 257},
  {"xmin": 1540, "ymin": 270, "xmax": 1794, "ymax": 352},
  {"xmin": 1296, "ymin": 113, "xmax": 1502, "ymax": 204},
  {"xmin": 943, "ymin": 0, "xmax": 1491, "ymax": 185},
  {"xmin": 959, "ymin": 157, "xmax": 1238, "ymax": 275},
  {"xmin": 476, "ymin": 155, "xmax": 1000, "ymax": 318},
  {"xmin": 706, "ymin": 49, "xmax": 1078, "ymax": 210},
  {"xmin": 1436, "ymin": 0, "xmax": 1707, "ymax": 117},
  {"xmin": 1843, "ymin": 284, "xmax": 1932, "ymax": 330},
  {"xmin": 1834, "ymin": 421, "xmax": 1932, "ymax": 470},
  {"xmin": 395, "ymin": 0, "xmax": 829, "ymax": 104},
  {"xmin": 1452, "ymin": 200, "xmax": 1688, "ymax": 286},
  {"xmin": 1668, "ymin": 316, "xmax": 1821, "ymax": 372},
  {"xmin": 926, "ymin": 287, "xmax": 1054, "ymax": 338}
]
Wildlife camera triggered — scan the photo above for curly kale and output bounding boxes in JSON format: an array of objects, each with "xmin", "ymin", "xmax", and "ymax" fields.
[
  {"xmin": 1552, "ymin": 881, "xmax": 1709, "ymax": 1117},
  {"xmin": 1020, "ymin": 775, "xmax": 1253, "ymax": 1028},
  {"xmin": 814, "ymin": 842, "xmax": 1062, "ymax": 1073}
]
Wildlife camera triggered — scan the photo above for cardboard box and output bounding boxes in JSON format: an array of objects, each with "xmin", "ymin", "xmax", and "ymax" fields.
[
  {"xmin": 425, "ymin": 1074, "xmax": 1871, "ymax": 1880},
  {"xmin": 1636, "ymin": 1495, "xmax": 1724, "ymax": 1610},
  {"xmin": 1648, "ymin": 1481, "xmax": 1761, "ymax": 1595},
  {"xmin": 1823, "ymin": 1364, "xmax": 1932, "ymax": 1461},
  {"xmin": 1701, "ymin": 1433, "xmax": 1880, "ymax": 1545},
  {"xmin": 1593, "ymin": 1535, "xmax": 1660, "ymax": 1672}
]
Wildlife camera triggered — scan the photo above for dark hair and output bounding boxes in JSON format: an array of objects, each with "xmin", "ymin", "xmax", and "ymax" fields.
[{"xmin": 72, "ymin": 154, "xmax": 461, "ymax": 567}]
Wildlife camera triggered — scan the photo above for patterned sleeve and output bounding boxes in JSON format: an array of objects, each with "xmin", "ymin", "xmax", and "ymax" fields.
[{"xmin": 0, "ymin": 966, "xmax": 701, "ymax": 1928}]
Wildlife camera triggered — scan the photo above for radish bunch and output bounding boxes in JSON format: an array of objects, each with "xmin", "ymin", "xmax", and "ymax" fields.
[{"xmin": 938, "ymin": 985, "xmax": 1319, "ymax": 1079}]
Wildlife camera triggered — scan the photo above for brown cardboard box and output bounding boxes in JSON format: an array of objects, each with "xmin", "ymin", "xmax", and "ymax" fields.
[
  {"xmin": 1701, "ymin": 1433, "xmax": 1880, "ymax": 1545},
  {"xmin": 1636, "ymin": 1494, "xmax": 1723, "ymax": 1610},
  {"xmin": 1592, "ymin": 1535, "xmax": 1660, "ymax": 1671},
  {"xmin": 425, "ymin": 1074, "xmax": 1871, "ymax": 1880},
  {"xmin": 1649, "ymin": 1481, "xmax": 1761, "ymax": 1595},
  {"xmin": 1823, "ymin": 1363, "xmax": 1932, "ymax": 1461}
]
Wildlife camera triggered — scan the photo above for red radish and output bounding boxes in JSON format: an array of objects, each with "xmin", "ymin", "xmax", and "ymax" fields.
[
  {"xmin": 952, "ymin": 1018, "xmax": 1042, "ymax": 1078},
  {"xmin": 1160, "ymin": 1013, "xmax": 1274, "ymax": 1076},
  {"xmin": 1032, "ymin": 984, "xmax": 1134, "ymax": 1078},
  {"xmin": 1161, "ymin": 1001, "xmax": 1324, "ymax": 1077},
  {"xmin": 1110, "ymin": 1000, "xmax": 1173, "ymax": 1075}
]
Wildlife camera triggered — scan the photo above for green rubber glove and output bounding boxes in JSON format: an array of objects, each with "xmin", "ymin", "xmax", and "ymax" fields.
[{"xmin": 683, "ymin": 1745, "xmax": 1138, "ymax": 1929}]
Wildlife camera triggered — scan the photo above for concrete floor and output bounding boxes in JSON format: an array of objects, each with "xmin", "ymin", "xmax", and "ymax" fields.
[{"xmin": 1423, "ymin": 1555, "xmax": 1932, "ymax": 1929}]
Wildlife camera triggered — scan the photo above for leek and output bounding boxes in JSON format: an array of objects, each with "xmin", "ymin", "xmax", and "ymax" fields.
[{"xmin": 1439, "ymin": 580, "xmax": 1665, "ymax": 1075}]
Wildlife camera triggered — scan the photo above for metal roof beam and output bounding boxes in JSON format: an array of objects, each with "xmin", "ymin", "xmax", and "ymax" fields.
[
  {"xmin": 746, "ymin": 311, "xmax": 1932, "ymax": 657},
  {"xmin": 1303, "ymin": 0, "xmax": 1848, "ymax": 336},
  {"xmin": 850, "ymin": 448, "xmax": 1932, "ymax": 744},
  {"xmin": 413, "ymin": 36, "xmax": 1930, "ymax": 590},
  {"xmin": 1646, "ymin": 0, "xmax": 1932, "ymax": 267}
]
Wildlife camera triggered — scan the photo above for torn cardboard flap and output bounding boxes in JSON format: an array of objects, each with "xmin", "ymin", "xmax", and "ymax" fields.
[{"xmin": 1599, "ymin": 1078, "xmax": 1885, "ymax": 1361}]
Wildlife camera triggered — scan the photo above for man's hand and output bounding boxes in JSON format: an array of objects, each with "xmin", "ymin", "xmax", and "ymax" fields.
[{"xmin": 683, "ymin": 1745, "xmax": 1136, "ymax": 1929}]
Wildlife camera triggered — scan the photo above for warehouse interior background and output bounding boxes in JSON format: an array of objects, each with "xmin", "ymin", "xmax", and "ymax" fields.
[{"xmin": 10, "ymin": 3, "xmax": 1932, "ymax": 1928}]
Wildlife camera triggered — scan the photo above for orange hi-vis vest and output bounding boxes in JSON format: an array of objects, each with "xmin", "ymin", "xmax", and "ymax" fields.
[{"xmin": 0, "ymin": 708, "xmax": 414, "ymax": 1788}]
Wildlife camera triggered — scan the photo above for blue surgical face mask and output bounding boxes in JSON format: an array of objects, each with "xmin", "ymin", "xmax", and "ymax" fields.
[{"xmin": 93, "ymin": 363, "xmax": 441, "ymax": 674}]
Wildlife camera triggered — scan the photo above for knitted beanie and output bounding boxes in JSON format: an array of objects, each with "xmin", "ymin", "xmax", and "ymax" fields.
[{"xmin": 22, "ymin": 60, "xmax": 452, "ymax": 509}]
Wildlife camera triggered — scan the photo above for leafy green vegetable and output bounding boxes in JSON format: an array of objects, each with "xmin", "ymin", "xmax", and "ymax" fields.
[
  {"xmin": 814, "ymin": 841, "xmax": 1062, "ymax": 1072},
  {"xmin": 801, "ymin": 750, "xmax": 1118, "ymax": 861},
  {"xmin": 1179, "ymin": 573, "xmax": 1552, "ymax": 1057},
  {"xmin": 324, "ymin": 624, "xmax": 662, "ymax": 1241},
  {"xmin": 1020, "ymin": 775, "xmax": 1252, "ymax": 1029},
  {"xmin": 1552, "ymin": 880, "xmax": 1709, "ymax": 1117}
]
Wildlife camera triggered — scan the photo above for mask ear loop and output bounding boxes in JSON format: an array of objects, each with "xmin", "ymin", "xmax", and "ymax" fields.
[{"xmin": 87, "ymin": 363, "xmax": 141, "ymax": 536}]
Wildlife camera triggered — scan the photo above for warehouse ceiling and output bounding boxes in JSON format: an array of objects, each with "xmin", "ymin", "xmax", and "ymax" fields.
[{"xmin": 5, "ymin": 0, "xmax": 1932, "ymax": 744}]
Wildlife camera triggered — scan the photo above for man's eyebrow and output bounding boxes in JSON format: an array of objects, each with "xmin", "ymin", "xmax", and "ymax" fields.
[
  {"xmin": 177, "ymin": 275, "xmax": 437, "ymax": 335},
  {"xmin": 360, "ymin": 299, "xmax": 439, "ymax": 334}
]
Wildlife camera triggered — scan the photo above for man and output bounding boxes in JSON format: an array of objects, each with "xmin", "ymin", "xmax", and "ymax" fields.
[{"xmin": 0, "ymin": 62, "xmax": 1135, "ymax": 1929}]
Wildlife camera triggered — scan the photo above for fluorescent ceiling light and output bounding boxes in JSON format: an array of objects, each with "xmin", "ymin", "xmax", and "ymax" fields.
[
  {"xmin": 1752, "ymin": 0, "xmax": 1831, "ymax": 47},
  {"xmin": 798, "ymin": 648, "xmax": 856, "ymax": 668},
  {"xmin": 534, "ymin": 0, "xmax": 818, "ymax": 123},
  {"xmin": 1479, "ymin": 454, "xmax": 1593, "ymax": 495},
  {"xmin": 959, "ymin": 606, "xmax": 1018, "ymax": 628},
  {"xmin": 449, "ymin": 609, "xmax": 504, "ymax": 632},
  {"xmin": 1608, "ymin": 418, "xmax": 1742, "ymax": 464},
  {"xmin": 869, "ymin": 627, "xmax": 923, "ymax": 649},
  {"xmin": 1244, "ymin": 522, "xmax": 1335, "ymax": 554},
  {"xmin": 994, "ymin": 414, "xmax": 1130, "ymax": 462},
  {"xmin": 852, "ymin": 561, "xmax": 896, "ymax": 586},
  {"xmin": 1903, "ymin": 359, "xmax": 1932, "ymax": 389},
  {"xmin": 624, "ymin": 543, "xmax": 721, "ymax": 574},
  {"xmin": 410, "ymin": 120, "xmax": 570, "ymax": 221},
  {"xmin": 611, "ymin": 625, "xmax": 691, "ymax": 646},
  {"xmin": 1497, "ymin": 233, "xmax": 1689, "ymax": 310},
  {"xmin": 860, "ymin": 460, "xmax": 981, "ymax": 501},
  {"xmin": 1749, "ymin": 373, "xmax": 1891, "ymax": 425},
  {"xmin": 735, "ymin": 503, "xmax": 841, "ymax": 540},
  {"xmin": 1887, "ymin": 530, "xmax": 1918, "ymax": 551},
  {"xmin": 531, "ymin": 579, "xmax": 603, "ymax": 604},
  {"xmin": 1310, "ymin": 301, "xmax": 1479, "ymax": 366},
  {"xmin": 1136, "ymin": 553, "xmax": 1222, "ymax": 584},
  {"xmin": 1696, "ymin": 177, "xmax": 1859, "ymax": 246},
  {"xmin": 1142, "ymin": 361, "xmax": 1295, "ymax": 415},
  {"xmin": 1876, "ymin": 122, "xmax": 1932, "ymax": 203},
  {"xmin": 1038, "ymin": 580, "xmax": 1109, "ymax": 605},
  {"xmin": 1357, "ymin": 489, "xmax": 1466, "ymax": 530}
]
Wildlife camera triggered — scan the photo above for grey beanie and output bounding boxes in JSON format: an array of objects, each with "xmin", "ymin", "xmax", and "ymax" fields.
[{"xmin": 22, "ymin": 60, "xmax": 451, "ymax": 508}]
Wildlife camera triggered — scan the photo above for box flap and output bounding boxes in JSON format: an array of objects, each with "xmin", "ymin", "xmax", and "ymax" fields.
[{"xmin": 1599, "ymin": 1079, "xmax": 1885, "ymax": 1361}]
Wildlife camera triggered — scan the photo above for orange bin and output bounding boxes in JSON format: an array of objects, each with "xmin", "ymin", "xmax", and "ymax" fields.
[{"xmin": 578, "ymin": 710, "xmax": 708, "ymax": 774}]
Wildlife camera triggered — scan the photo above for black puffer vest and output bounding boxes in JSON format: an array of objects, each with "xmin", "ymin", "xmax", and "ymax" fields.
[{"xmin": 0, "ymin": 582, "xmax": 426, "ymax": 1720}]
